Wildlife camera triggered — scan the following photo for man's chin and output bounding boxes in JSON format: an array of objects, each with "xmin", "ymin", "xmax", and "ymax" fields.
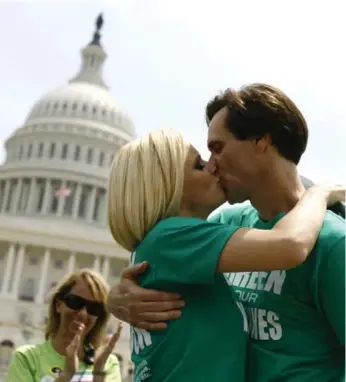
[
  {"xmin": 226, "ymin": 193, "xmax": 249, "ymax": 205},
  {"xmin": 216, "ymin": 198, "xmax": 227, "ymax": 208}
]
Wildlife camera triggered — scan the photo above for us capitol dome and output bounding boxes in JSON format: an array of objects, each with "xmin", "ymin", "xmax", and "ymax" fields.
[{"xmin": 0, "ymin": 14, "xmax": 134, "ymax": 379}]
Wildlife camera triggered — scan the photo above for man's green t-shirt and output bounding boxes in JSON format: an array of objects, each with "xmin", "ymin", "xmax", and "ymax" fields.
[
  {"xmin": 131, "ymin": 216, "xmax": 248, "ymax": 382},
  {"xmin": 6, "ymin": 339, "xmax": 121, "ymax": 382},
  {"xmin": 209, "ymin": 205, "xmax": 345, "ymax": 382}
]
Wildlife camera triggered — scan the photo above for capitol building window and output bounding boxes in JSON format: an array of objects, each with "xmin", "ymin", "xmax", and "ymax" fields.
[
  {"xmin": 74, "ymin": 144, "xmax": 81, "ymax": 160},
  {"xmin": 49, "ymin": 142, "xmax": 56, "ymax": 158},
  {"xmin": 61, "ymin": 143, "xmax": 68, "ymax": 159},
  {"xmin": 0, "ymin": 340, "xmax": 14, "ymax": 368},
  {"xmin": 8, "ymin": 138, "xmax": 114, "ymax": 171},
  {"xmin": 37, "ymin": 142, "xmax": 44, "ymax": 158}
]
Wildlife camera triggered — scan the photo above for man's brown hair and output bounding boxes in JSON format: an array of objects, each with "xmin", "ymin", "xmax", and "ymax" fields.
[{"xmin": 206, "ymin": 83, "xmax": 309, "ymax": 164}]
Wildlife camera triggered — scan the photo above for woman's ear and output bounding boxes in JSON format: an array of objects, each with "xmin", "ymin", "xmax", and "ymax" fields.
[{"xmin": 55, "ymin": 298, "xmax": 63, "ymax": 314}]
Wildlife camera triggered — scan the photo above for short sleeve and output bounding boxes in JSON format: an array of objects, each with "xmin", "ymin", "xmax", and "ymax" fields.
[
  {"xmin": 6, "ymin": 350, "xmax": 35, "ymax": 382},
  {"xmin": 316, "ymin": 237, "xmax": 345, "ymax": 343},
  {"xmin": 145, "ymin": 217, "xmax": 240, "ymax": 285},
  {"xmin": 105, "ymin": 354, "xmax": 122, "ymax": 382}
]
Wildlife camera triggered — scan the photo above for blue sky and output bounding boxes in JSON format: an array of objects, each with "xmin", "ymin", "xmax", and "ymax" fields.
[{"xmin": 0, "ymin": 0, "xmax": 344, "ymax": 183}]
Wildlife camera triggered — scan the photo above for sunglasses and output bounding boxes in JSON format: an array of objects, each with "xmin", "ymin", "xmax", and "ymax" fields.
[{"xmin": 61, "ymin": 294, "xmax": 105, "ymax": 317}]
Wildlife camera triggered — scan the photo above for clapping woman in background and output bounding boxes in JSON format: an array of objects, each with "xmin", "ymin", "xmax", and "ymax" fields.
[{"xmin": 6, "ymin": 269, "xmax": 122, "ymax": 381}]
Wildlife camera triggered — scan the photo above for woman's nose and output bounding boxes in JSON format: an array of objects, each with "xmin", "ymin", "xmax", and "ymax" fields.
[{"xmin": 76, "ymin": 306, "xmax": 89, "ymax": 318}]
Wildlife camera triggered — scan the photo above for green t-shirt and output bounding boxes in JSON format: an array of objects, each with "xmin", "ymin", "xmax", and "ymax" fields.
[
  {"xmin": 6, "ymin": 339, "xmax": 121, "ymax": 382},
  {"xmin": 210, "ymin": 205, "xmax": 345, "ymax": 382},
  {"xmin": 130, "ymin": 216, "xmax": 247, "ymax": 382}
]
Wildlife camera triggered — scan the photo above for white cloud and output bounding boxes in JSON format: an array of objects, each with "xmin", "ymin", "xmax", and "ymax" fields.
[{"xmin": 157, "ymin": 0, "xmax": 346, "ymax": 108}]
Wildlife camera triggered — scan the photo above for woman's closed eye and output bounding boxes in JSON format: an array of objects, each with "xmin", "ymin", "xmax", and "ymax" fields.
[{"xmin": 194, "ymin": 156, "xmax": 206, "ymax": 171}]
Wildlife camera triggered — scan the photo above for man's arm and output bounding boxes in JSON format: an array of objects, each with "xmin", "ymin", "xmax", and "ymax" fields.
[
  {"xmin": 108, "ymin": 186, "xmax": 345, "ymax": 330},
  {"xmin": 107, "ymin": 262, "xmax": 185, "ymax": 330},
  {"xmin": 218, "ymin": 186, "xmax": 339, "ymax": 272}
]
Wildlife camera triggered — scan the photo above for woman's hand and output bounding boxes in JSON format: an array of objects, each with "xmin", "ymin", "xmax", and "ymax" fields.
[
  {"xmin": 93, "ymin": 322, "xmax": 123, "ymax": 377},
  {"xmin": 55, "ymin": 324, "xmax": 84, "ymax": 381}
]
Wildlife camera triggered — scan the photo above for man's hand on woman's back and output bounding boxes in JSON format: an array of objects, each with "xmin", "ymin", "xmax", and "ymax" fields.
[{"xmin": 107, "ymin": 262, "xmax": 185, "ymax": 330}]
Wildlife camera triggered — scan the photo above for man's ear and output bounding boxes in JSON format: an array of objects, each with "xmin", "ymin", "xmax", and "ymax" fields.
[{"xmin": 252, "ymin": 134, "xmax": 271, "ymax": 153}]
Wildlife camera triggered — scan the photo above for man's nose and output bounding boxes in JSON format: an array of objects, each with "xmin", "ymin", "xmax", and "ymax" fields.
[{"xmin": 206, "ymin": 159, "xmax": 218, "ymax": 175}]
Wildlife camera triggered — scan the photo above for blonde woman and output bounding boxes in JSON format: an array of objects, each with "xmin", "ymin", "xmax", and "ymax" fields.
[
  {"xmin": 107, "ymin": 128, "xmax": 344, "ymax": 382},
  {"xmin": 6, "ymin": 269, "xmax": 122, "ymax": 382}
]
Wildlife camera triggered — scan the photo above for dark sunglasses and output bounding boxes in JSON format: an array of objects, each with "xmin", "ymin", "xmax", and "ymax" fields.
[{"xmin": 61, "ymin": 294, "xmax": 105, "ymax": 317}]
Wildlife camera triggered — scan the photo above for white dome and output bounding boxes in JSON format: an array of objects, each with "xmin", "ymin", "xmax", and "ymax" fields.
[
  {"xmin": 26, "ymin": 82, "xmax": 135, "ymax": 137},
  {"xmin": 24, "ymin": 20, "xmax": 136, "ymax": 138}
]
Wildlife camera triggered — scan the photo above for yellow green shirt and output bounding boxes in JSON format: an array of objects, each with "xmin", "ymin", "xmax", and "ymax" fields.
[{"xmin": 6, "ymin": 339, "xmax": 121, "ymax": 382}]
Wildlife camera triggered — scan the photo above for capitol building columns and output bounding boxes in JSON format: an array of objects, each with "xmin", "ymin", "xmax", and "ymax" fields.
[
  {"xmin": 93, "ymin": 255, "xmax": 101, "ymax": 273},
  {"xmin": 26, "ymin": 178, "xmax": 37, "ymax": 214},
  {"xmin": 0, "ymin": 243, "xmax": 16, "ymax": 296},
  {"xmin": 41, "ymin": 179, "xmax": 52, "ymax": 215},
  {"xmin": 35, "ymin": 248, "xmax": 51, "ymax": 304},
  {"xmin": 0, "ymin": 181, "xmax": 10, "ymax": 214},
  {"xmin": 10, "ymin": 245, "xmax": 26, "ymax": 299},
  {"xmin": 67, "ymin": 251, "xmax": 76, "ymax": 274},
  {"xmin": 10, "ymin": 179, "xmax": 22, "ymax": 214},
  {"xmin": 72, "ymin": 184, "xmax": 83, "ymax": 219},
  {"xmin": 87, "ymin": 186, "xmax": 97, "ymax": 223},
  {"xmin": 102, "ymin": 256, "xmax": 110, "ymax": 280},
  {"xmin": 0, "ymin": 177, "xmax": 111, "ymax": 225}
]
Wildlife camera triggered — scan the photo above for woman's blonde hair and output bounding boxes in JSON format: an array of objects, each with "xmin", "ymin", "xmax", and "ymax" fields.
[
  {"xmin": 108, "ymin": 128, "xmax": 190, "ymax": 252},
  {"xmin": 45, "ymin": 269, "xmax": 110, "ymax": 349}
]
